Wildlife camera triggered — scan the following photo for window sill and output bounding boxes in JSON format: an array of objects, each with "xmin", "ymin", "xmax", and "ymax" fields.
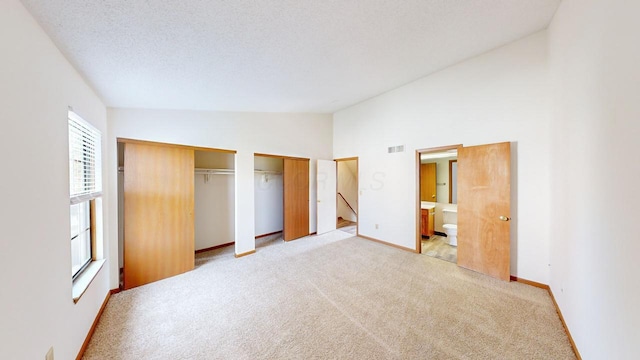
[{"xmin": 72, "ymin": 259, "xmax": 106, "ymax": 303}]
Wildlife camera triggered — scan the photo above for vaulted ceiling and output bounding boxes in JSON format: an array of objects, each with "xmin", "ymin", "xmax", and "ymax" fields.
[{"xmin": 21, "ymin": 0, "xmax": 561, "ymax": 113}]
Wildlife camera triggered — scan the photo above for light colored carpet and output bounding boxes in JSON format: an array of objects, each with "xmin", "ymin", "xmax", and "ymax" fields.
[{"xmin": 83, "ymin": 231, "xmax": 575, "ymax": 359}]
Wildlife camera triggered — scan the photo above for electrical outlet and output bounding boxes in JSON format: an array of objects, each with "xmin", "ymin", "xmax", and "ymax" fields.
[
  {"xmin": 375, "ymin": 224, "xmax": 379, "ymax": 229},
  {"xmin": 45, "ymin": 347, "xmax": 54, "ymax": 360}
]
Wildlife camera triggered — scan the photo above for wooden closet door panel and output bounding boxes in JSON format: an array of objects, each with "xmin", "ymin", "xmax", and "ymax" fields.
[
  {"xmin": 124, "ymin": 143, "xmax": 194, "ymax": 289},
  {"xmin": 283, "ymin": 158, "xmax": 309, "ymax": 241}
]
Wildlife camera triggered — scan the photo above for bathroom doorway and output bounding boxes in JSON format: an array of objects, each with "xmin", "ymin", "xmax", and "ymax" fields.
[
  {"xmin": 416, "ymin": 142, "xmax": 513, "ymax": 281},
  {"xmin": 416, "ymin": 145, "xmax": 459, "ymax": 264}
]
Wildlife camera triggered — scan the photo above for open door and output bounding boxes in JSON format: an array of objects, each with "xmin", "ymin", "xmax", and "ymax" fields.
[
  {"xmin": 316, "ymin": 160, "xmax": 337, "ymax": 235},
  {"xmin": 457, "ymin": 142, "xmax": 511, "ymax": 281},
  {"xmin": 420, "ymin": 163, "xmax": 436, "ymax": 201},
  {"xmin": 123, "ymin": 142, "xmax": 195, "ymax": 289},
  {"xmin": 283, "ymin": 158, "xmax": 309, "ymax": 241}
]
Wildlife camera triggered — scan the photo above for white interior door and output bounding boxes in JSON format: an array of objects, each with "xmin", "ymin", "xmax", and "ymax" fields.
[{"xmin": 316, "ymin": 160, "xmax": 337, "ymax": 235}]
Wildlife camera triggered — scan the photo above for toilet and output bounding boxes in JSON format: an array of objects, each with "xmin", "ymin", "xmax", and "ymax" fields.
[
  {"xmin": 442, "ymin": 208, "xmax": 458, "ymax": 246},
  {"xmin": 443, "ymin": 224, "xmax": 457, "ymax": 246}
]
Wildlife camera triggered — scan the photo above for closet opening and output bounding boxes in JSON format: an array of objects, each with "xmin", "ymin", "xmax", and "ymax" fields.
[
  {"xmin": 117, "ymin": 138, "xmax": 235, "ymax": 290},
  {"xmin": 193, "ymin": 150, "xmax": 235, "ymax": 255},
  {"xmin": 254, "ymin": 155, "xmax": 284, "ymax": 248},
  {"xmin": 254, "ymin": 153, "xmax": 310, "ymax": 243}
]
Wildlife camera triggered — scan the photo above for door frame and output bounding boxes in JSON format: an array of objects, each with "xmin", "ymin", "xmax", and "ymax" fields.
[
  {"xmin": 335, "ymin": 157, "xmax": 359, "ymax": 236},
  {"xmin": 118, "ymin": 137, "xmax": 236, "ymax": 154},
  {"xmin": 415, "ymin": 145, "xmax": 462, "ymax": 254}
]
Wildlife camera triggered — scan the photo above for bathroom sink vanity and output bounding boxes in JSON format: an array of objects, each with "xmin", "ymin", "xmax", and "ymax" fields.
[{"xmin": 420, "ymin": 202, "xmax": 435, "ymax": 237}]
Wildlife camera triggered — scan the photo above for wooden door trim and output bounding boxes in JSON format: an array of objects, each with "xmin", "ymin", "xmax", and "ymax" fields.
[
  {"xmin": 254, "ymin": 152, "xmax": 309, "ymax": 161},
  {"xmin": 449, "ymin": 159, "xmax": 457, "ymax": 204},
  {"xmin": 416, "ymin": 144, "xmax": 462, "ymax": 154},
  {"xmin": 235, "ymin": 249, "xmax": 257, "ymax": 258},
  {"xmin": 509, "ymin": 276, "xmax": 582, "ymax": 359},
  {"xmin": 117, "ymin": 137, "xmax": 237, "ymax": 154},
  {"xmin": 335, "ymin": 157, "xmax": 359, "ymax": 236},
  {"xmin": 359, "ymin": 234, "xmax": 418, "ymax": 253},
  {"xmin": 415, "ymin": 145, "xmax": 462, "ymax": 253}
]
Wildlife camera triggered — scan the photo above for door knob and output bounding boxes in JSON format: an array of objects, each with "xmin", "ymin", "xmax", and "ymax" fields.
[
  {"xmin": 499, "ymin": 216, "xmax": 510, "ymax": 221},
  {"xmin": 431, "ymin": 195, "xmax": 435, "ymax": 198}
]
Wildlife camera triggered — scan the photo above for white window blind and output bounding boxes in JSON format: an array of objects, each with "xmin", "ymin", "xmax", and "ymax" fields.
[{"xmin": 69, "ymin": 110, "xmax": 102, "ymax": 204}]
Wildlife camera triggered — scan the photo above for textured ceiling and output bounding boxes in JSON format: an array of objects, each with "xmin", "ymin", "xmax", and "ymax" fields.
[{"xmin": 20, "ymin": 0, "xmax": 561, "ymax": 113}]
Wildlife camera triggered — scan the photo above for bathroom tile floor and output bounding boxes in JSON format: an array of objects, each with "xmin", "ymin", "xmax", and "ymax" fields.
[{"xmin": 421, "ymin": 235, "xmax": 457, "ymax": 263}]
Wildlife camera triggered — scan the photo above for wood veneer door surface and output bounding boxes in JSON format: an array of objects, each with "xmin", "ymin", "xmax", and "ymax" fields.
[
  {"xmin": 420, "ymin": 163, "xmax": 437, "ymax": 201},
  {"xmin": 457, "ymin": 142, "xmax": 511, "ymax": 281},
  {"xmin": 283, "ymin": 158, "xmax": 309, "ymax": 241},
  {"xmin": 123, "ymin": 143, "xmax": 195, "ymax": 289},
  {"xmin": 427, "ymin": 208, "xmax": 435, "ymax": 236}
]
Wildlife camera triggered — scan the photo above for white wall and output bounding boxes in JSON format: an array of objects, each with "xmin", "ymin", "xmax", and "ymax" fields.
[
  {"xmin": 194, "ymin": 151, "xmax": 235, "ymax": 250},
  {"xmin": 0, "ymin": 1, "xmax": 110, "ymax": 359},
  {"xmin": 194, "ymin": 174, "xmax": 235, "ymax": 249},
  {"xmin": 107, "ymin": 109, "xmax": 332, "ymax": 288},
  {"xmin": 548, "ymin": 0, "xmax": 640, "ymax": 358},
  {"xmin": 334, "ymin": 31, "xmax": 552, "ymax": 283},
  {"xmin": 337, "ymin": 160, "xmax": 358, "ymax": 222},
  {"xmin": 254, "ymin": 156, "xmax": 284, "ymax": 236}
]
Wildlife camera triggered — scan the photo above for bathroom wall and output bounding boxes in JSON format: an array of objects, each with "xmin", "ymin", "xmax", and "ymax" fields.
[{"xmin": 422, "ymin": 156, "xmax": 457, "ymax": 204}]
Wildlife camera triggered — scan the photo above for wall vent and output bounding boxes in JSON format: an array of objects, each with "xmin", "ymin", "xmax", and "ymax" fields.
[{"xmin": 387, "ymin": 145, "xmax": 405, "ymax": 153}]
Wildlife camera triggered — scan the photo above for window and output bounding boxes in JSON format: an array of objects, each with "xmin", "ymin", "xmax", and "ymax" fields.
[{"xmin": 68, "ymin": 110, "xmax": 101, "ymax": 280}]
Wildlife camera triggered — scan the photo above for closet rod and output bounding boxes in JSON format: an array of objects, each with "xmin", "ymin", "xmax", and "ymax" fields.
[
  {"xmin": 117, "ymin": 166, "xmax": 235, "ymax": 175},
  {"xmin": 195, "ymin": 168, "xmax": 234, "ymax": 175},
  {"xmin": 254, "ymin": 170, "xmax": 282, "ymax": 175}
]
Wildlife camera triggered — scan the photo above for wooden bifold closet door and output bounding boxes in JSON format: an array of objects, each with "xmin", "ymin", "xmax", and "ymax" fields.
[{"xmin": 123, "ymin": 142, "xmax": 195, "ymax": 289}]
